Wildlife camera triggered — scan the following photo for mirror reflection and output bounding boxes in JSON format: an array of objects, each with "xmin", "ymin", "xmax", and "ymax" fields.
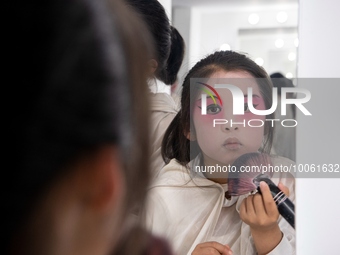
[
  {"xmin": 172, "ymin": 0, "xmax": 298, "ymax": 84},
  {"xmin": 171, "ymin": 0, "xmax": 298, "ymax": 162}
]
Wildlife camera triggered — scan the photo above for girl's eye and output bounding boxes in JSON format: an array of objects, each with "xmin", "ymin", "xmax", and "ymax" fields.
[
  {"xmin": 207, "ymin": 104, "xmax": 222, "ymax": 114},
  {"xmin": 244, "ymin": 103, "xmax": 258, "ymax": 112}
]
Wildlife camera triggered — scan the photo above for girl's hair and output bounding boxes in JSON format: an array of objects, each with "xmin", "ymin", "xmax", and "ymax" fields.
[
  {"xmin": 125, "ymin": 0, "xmax": 185, "ymax": 85},
  {"xmin": 6, "ymin": 0, "xmax": 151, "ymax": 253},
  {"xmin": 167, "ymin": 26, "xmax": 186, "ymax": 84},
  {"xmin": 162, "ymin": 50, "xmax": 274, "ymax": 165}
]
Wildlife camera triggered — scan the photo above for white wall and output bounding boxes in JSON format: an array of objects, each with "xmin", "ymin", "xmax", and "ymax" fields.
[
  {"xmin": 173, "ymin": 7, "xmax": 202, "ymax": 86},
  {"xmin": 296, "ymin": 0, "xmax": 340, "ymax": 254},
  {"xmin": 158, "ymin": 0, "xmax": 172, "ymax": 22},
  {"xmin": 198, "ymin": 8, "xmax": 297, "ymax": 55},
  {"xmin": 173, "ymin": 3, "xmax": 298, "ymax": 82}
]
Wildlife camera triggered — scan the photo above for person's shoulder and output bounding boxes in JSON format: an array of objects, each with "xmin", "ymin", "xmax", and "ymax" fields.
[
  {"xmin": 151, "ymin": 158, "xmax": 220, "ymax": 189},
  {"xmin": 149, "ymin": 159, "xmax": 191, "ymax": 188},
  {"xmin": 164, "ymin": 158, "xmax": 186, "ymax": 170},
  {"xmin": 149, "ymin": 92, "xmax": 178, "ymax": 114},
  {"xmin": 154, "ymin": 158, "xmax": 185, "ymax": 174}
]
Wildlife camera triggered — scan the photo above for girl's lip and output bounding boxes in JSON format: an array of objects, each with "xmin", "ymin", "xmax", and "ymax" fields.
[{"xmin": 223, "ymin": 137, "xmax": 242, "ymax": 146}]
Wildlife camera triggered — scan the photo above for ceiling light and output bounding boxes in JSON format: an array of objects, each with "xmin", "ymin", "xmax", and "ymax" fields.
[
  {"xmin": 255, "ymin": 57, "xmax": 264, "ymax": 66},
  {"xmin": 275, "ymin": 38, "xmax": 284, "ymax": 48},
  {"xmin": 220, "ymin": 43, "xmax": 231, "ymax": 51},
  {"xmin": 277, "ymin": 11, "xmax": 288, "ymax": 23},
  {"xmin": 288, "ymin": 52, "xmax": 296, "ymax": 61},
  {"xmin": 248, "ymin": 13, "xmax": 259, "ymax": 25},
  {"xmin": 286, "ymin": 72, "xmax": 293, "ymax": 79}
]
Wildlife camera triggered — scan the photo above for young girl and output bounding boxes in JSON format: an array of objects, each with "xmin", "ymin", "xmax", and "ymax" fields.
[
  {"xmin": 125, "ymin": 0, "xmax": 185, "ymax": 179},
  {"xmin": 144, "ymin": 51, "xmax": 295, "ymax": 255}
]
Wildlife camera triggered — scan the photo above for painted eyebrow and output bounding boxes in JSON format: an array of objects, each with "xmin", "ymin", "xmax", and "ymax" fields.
[
  {"xmin": 196, "ymin": 95, "xmax": 219, "ymax": 101},
  {"xmin": 197, "ymin": 82, "xmax": 223, "ymax": 106}
]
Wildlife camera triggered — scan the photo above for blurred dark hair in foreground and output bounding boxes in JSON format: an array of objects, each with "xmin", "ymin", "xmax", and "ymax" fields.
[{"xmin": 5, "ymin": 0, "xmax": 160, "ymax": 254}]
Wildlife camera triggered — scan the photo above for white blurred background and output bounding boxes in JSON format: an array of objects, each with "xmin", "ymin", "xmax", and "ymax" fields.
[{"xmin": 170, "ymin": 0, "xmax": 298, "ymax": 85}]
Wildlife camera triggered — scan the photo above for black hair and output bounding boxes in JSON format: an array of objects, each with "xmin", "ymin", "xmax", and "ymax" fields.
[
  {"xmin": 6, "ymin": 0, "xmax": 151, "ymax": 252},
  {"xmin": 125, "ymin": 0, "xmax": 185, "ymax": 85},
  {"xmin": 270, "ymin": 72, "xmax": 294, "ymax": 95},
  {"xmin": 270, "ymin": 72, "xmax": 296, "ymax": 117},
  {"xmin": 162, "ymin": 51, "xmax": 274, "ymax": 165},
  {"xmin": 166, "ymin": 26, "xmax": 186, "ymax": 84}
]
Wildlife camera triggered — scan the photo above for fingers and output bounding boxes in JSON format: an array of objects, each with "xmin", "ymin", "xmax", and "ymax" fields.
[
  {"xmin": 252, "ymin": 192, "xmax": 266, "ymax": 216},
  {"xmin": 239, "ymin": 198, "xmax": 246, "ymax": 221},
  {"xmin": 258, "ymin": 181, "xmax": 277, "ymax": 215},
  {"xmin": 240, "ymin": 182, "xmax": 280, "ymax": 230},
  {"xmin": 192, "ymin": 242, "xmax": 232, "ymax": 255},
  {"xmin": 278, "ymin": 182, "xmax": 290, "ymax": 196},
  {"xmin": 260, "ymin": 182, "xmax": 278, "ymax": 218},
  {"xmin": 240, "ymin": 193, "xmax": 267, "ymax": 223}
]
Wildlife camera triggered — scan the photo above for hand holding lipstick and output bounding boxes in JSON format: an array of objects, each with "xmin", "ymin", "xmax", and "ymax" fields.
[{"xmin": 240, "ymin": 181, "xmax": 289, "ymax": 255}]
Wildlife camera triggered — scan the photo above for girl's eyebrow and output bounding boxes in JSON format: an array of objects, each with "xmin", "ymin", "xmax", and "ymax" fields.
[
  {"xmin": 196, "ymin": 95, "xmax": 219, "ymax": 101},
  {"xmin": 244, "ymin": 94, "xmax": 260, "ymax": 98}
]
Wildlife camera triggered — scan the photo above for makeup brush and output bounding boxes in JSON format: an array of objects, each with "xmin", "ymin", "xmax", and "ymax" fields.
[
  {"xmin": 228, "ymin": 152, "xmax": 273, "ymax": 195},
  {"xmin": 228, "ymin": 152, "xmax": 295, "ymax": 229}
]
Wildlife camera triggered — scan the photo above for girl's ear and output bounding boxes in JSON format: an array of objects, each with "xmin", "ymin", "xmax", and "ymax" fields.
[
  {"xmin": 185, "ymin": 130, "xmax": 196, "ymax": 141},
  {"xmin": 148, "ymin": 59, "xmax": 158, "ymax": 75},
  {"xmin": 74, "ymin": 146, "xmax": 125, "ymax": 213}
]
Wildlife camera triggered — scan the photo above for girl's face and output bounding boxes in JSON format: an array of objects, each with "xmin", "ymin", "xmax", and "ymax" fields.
[{"xmin": 192, "ymin": 70, "xmax": 266, "ymax": 168}]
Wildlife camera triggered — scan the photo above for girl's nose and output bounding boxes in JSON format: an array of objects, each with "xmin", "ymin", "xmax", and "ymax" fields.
[
  {"xmin": 224, "ymin": 126, "xmax": 239, "ymax": 131},
  {"xmin": 221, "ymin": 115, "xmax": 244, "ymax": 132},
  {"xmin": 221, "ymin": 107, "xmax": 243, "ymax": 132}
]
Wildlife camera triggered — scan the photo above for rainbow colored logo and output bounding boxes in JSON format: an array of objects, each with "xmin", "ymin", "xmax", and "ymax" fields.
[{"xmin": 197, "ymin": 82, "xmax": 223, "ymax": 106}]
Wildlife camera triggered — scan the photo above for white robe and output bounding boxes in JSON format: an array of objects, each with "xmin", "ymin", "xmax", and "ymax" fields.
[
  {"xmin": 149, "ymin": 80, "xmax": 178, "ymax": 180},
  {"xmin": 144, "ymin": 156, "xmax": 296, "ymax": 255}
]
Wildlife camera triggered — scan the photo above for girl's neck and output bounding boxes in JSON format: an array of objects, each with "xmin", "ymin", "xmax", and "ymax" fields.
[{"xmin": 207, "ymin": 177, "xmax": 228, "ymax": 184}]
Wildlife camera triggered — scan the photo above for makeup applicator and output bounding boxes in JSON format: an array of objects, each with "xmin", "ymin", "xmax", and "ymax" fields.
[{"xmin": 227, "ymin": 152, "xmax": 295, "ymax": 229}]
